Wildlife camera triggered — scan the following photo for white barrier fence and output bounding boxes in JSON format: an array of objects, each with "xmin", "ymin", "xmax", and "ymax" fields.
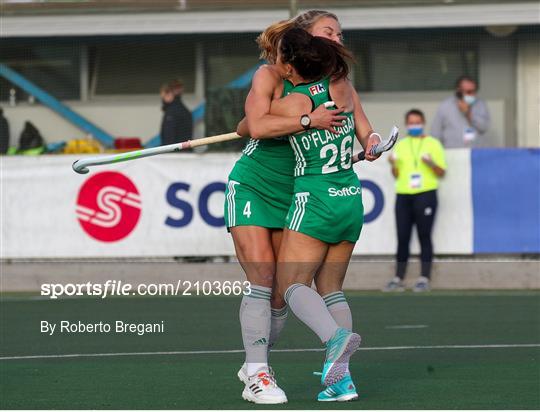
[{"xmin": 1, "ymin": 151, "xmax": 472, "ymax": 258}]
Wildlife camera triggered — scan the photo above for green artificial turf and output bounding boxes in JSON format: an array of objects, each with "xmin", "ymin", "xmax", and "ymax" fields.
[{"xmin": 1, "ymin": 291, "xmax": 539, "ymax": 409}]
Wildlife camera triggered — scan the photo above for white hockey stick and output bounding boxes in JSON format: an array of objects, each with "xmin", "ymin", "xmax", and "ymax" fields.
[
  {"xmin": 72, "ymin": 132, "xmax": 242, "ymax": 174},
  {"xmin": 72, "ymin": 102, "xmax": 339, "ymax": 174}
]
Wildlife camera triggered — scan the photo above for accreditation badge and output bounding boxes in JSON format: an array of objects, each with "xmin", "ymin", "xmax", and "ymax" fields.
[
  {"xmin": 409, "ymin": 173, "xmax": 422, "ymax": 189},
  {"xmin": 463, "ymin": 127, "xmax": 476, "ymax": 143}
]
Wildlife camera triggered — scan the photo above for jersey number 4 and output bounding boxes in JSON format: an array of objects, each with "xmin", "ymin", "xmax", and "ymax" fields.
[
  {"xmin": 320, "ymin": 135, "xmax": 353, "ymax": 174},
  {"xmin": 243, "ymin": 201, "xmax": 252, "ymax": 218}
]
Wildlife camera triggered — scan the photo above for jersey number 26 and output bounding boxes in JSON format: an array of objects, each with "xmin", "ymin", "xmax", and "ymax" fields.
[{"xmin": 320, "ymin": 135, "xmax": 353, "ymax": 174}]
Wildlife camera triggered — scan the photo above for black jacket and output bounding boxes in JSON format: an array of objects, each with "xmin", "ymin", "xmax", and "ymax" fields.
[{"xmin": 160, "ymin": 97, "xmax": 193, "ymax": 146}]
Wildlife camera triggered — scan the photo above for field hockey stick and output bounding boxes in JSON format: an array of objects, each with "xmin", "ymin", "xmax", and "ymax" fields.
[
  {"xmin": 72, "ymin": 132, "xmax": 242, "ymax": 174},
  {"xmin": 353, "ymin": 125, "xmax": 399, "ymax": 163}
]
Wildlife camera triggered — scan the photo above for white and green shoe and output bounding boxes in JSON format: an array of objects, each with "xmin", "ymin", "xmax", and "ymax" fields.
[
  {"xmin": 318, "ymin": 374, "xmax": 358, "ymax": 402},
  {"xmin": 321, "ymin": 328, "xmax": 361, "ymax": 386}
]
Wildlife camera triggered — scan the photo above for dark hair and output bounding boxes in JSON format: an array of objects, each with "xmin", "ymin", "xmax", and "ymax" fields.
[
  {"xmin": 279, "ymin": 28, "xmax": 351, "ymax": 82},
  {"xmin": 455, "ymin": 75, "xmax": 477, "ymax": 89},
  {"xmin": 405, "ymin": 109, "xmax": 425, "ymax": 123}
]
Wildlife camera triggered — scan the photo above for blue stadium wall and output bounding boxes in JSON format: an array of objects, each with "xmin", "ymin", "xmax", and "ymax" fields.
[{"xmin": 472, "ymin": 148, "xmax": 540, "ymax": 253}]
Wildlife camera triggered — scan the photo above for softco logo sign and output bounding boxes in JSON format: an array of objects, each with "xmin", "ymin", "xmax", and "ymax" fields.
[{"xmin": 76, "ymin": 171, "xmax": 142, "ymax": 242}]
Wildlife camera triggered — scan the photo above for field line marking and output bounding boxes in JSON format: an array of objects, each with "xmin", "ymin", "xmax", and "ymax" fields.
[
  {"xmin": 385, "ymin": 324, "xmax": 428, "ymax": 329},
  {"xmin": 1, "ymin": 343, "xmax": 539, "ymax": 361}
]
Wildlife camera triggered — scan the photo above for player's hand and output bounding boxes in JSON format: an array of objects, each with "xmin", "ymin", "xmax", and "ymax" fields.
[
  {"xmin": 365, "ymin": 132, "xmax": 382, "ymax": 162},
  {"xmin": 236, "ymin": 117, "xmax": 249, "ymax": 137},
  {"xmin": 388, "ymin": 153, "xmax": 396, "ymax": 165},
  {"xmin": 310, "ymin": 105, "xmax": 346, "ymax": 134}
]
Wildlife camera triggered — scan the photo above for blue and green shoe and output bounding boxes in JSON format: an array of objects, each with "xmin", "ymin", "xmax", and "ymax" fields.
[
  {"xmin": 318, "ymin": 374, "xmax": 358, "ymax": 402},
  {"xmin": 321, "ymin": 328, "xmax": 361, "ymax": 386}
]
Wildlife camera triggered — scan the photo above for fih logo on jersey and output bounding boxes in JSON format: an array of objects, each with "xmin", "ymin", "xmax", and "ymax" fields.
[
  {"xmin": 309, "ymin": 83, "xmax": 326, "ymax": 96},
  {"xmin": 76, "ymin": 171, "xmax": 142, "ymax": 242}
]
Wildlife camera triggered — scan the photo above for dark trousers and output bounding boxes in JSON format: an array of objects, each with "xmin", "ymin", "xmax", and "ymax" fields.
[{"xmin": 395, "ymin": 190, "xmax": 438, "ymax": 279}]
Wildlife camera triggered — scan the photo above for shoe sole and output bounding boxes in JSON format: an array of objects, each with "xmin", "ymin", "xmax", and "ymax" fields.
[
  {"xmin": 323, "ymin": 333, "xmax": 362, "ymax": 386},
  {"xmin": 319, "ymin": 393, "xmax": 359, "ymax": 402},
  {"xmin": 337, "ymin": 393, "xmax": 359, "ymax": 402},
  {"xmin": 241, "ymin": 388, "xmax": 287, "ymax": 404}
]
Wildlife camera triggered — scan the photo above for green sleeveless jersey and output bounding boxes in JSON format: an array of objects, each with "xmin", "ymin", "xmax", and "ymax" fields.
[
  {"xmin": 283, "ymin": 78, "xmax": 363, "ymax": 244},
  {"xmin": 288, "ymin": 78, "xmax": 355, "ymax": 177},
  {"xmin": 238, "ymin": 79, "xmax": 296, "ymax": 175},
  {"xmin": 225, "ymin": 80, "xmax": 297, "ymax": 230}
]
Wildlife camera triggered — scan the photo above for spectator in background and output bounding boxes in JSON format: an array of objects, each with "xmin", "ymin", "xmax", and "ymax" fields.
[
  {"xmin": 431, "ymin": 76, "xmax": 490, "ymax": 148},
  {"xmin": 159, "ymin": 81, "xmax": 193, "ymax": 146},
  {"xmin": 0, "ymin": 108, "xmax": 10, "ymax": 154},
  {"xmin": 17, "ymin": 121, "xmax": 45, "ymax": 155},
  {"xmin": 385, "ymin": 109, "xmax": 447, "ymax": 293}
]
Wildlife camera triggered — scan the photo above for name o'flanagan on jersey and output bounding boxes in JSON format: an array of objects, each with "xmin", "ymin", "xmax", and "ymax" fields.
[{"xmin": 297, "ymin": 115, "xmax": 355, "ymax": 151}]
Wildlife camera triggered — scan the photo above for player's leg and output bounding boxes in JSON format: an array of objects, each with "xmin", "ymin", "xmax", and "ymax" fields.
[
  {"xmin": 231, "ymin": 225, "xmax": 274, "ymax": 372},
  {"xmin": 277, "ymin": 230, "xmax": 361, "ymax": 387},
  {"xmin": 268, "ymin": 229, "xmax": 288, "ymax": 352},
  {"xmin": 231, "ymin": 226, "xmax": 287, "ymax": 404},
  {"xmin": 276, "ymin": 229, "xmax": 333, "ymax": 340},
  {"xmin": 313, "ymin": 242, "xmax": 359, "ymax": 402},
  {"xmin": 231, "ymin": 225, "xmax": 276, "ymax": 284},
  {"xmin": 385, "ymin": 194, "xmax": 413, "ymax": 291},
  {"xmin": 314, "ymin": 241, "xmax": 355, "ymax": 331},
  {"xmin": 412, "ymin": 190, "xmax": 438, "ymax": 292}
]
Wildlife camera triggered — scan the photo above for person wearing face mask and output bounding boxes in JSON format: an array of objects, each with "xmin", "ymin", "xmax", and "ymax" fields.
[
  {"xmin": 385, "ymin": 109, "xmax": 447, "ymax": 292},
  {"xmin": 431, "ymin": 76, "xmax": 490, "ymax": 148}
]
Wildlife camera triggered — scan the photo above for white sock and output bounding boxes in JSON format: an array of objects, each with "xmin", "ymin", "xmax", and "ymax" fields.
[
  {"xmin": 284, "ymin": 283, "xmax": 339, "ymax": 344},
  {"xmin": 269, "ymin": 306, "xmax": 288, "ymax": 353},
  {"xmin": 240, "ymin": 285, "xmax": 272, "ymax": 376},
  {"xmin": 323, "ymin": 291, "xmax": 352, "ymax": 331}
]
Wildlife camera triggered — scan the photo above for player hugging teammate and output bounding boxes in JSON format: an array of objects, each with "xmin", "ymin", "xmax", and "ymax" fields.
[{"xmin": 224, "ymin": 11, "xmax": 382, "ymax": 404}]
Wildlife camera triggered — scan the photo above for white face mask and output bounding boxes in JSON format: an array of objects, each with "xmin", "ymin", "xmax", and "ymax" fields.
[{"xmin": 464, "ymin": 95, "xmax": 477, "ymax": 105}]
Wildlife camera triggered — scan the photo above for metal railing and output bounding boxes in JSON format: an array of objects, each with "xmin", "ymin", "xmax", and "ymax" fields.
[{"xmin": 2, "ymin": 0, "xmax": 533, "ymax": 15}]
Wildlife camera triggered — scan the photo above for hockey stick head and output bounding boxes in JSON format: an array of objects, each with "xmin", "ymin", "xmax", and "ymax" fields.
[
  {"xmin": 353, "ymin": 126, "xmax": 399, "ymax": 163},
  {"xmin": 72, "ymin": 160, "xmax": 89, "ymax": 174},
  {"xmin": 371, "ymin": 125, "xmax": 399, "ymax": 155}
]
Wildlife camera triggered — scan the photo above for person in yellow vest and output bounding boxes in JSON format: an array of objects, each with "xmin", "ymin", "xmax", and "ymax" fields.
[{"xmin": 384, "ymin": 109, "xmax": 447, "ymax": 292}]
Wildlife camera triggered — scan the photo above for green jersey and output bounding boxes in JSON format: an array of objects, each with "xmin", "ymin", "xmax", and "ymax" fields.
[
  {"xmin": 224, "ymin": 80, "xmax": 296, "ymax": 229},
  {"xmin": 239, "ymin": 79, "xmax": 296, "ymax": 175},
  {"xmin": 287, "ymin": 79, "xmax": 355, "ymax": 177},
  {"xmin": 284, "ymin": 78, "xmax": 364, "ymax": 244}
]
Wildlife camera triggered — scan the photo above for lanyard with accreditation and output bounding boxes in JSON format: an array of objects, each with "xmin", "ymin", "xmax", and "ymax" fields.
[{"xmin": 409, "ymin": 137, "xmax": 425, "ymax": 189}]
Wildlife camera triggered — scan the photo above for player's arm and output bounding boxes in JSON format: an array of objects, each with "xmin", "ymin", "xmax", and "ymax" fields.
[
  {"xmin": 242, "ymin": 67, "xmax": 345, "ymax": 139},
  {"xmin": 269, "ymin": 93, "xmax": 312, "ymax": 118},
  {"xmin": 351, "ymin": 84, "xmax": 380, "ymax": 161}
]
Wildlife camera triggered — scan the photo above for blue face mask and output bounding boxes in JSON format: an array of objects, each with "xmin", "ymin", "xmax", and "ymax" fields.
[
  {"xmin": 464, "ymin": 95, "xmax": 477, "ymax": 105},
  {"xmin": 407, "ymin": 125, "xmax": 424, "ymax": 137}
]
